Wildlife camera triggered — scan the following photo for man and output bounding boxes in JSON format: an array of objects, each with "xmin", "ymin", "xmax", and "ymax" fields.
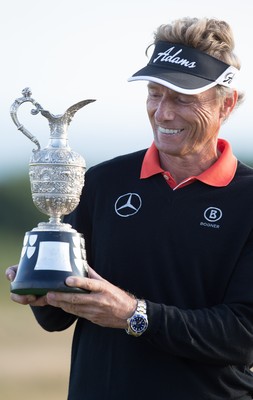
[{"xmin": 7, "ymin": 17, "xmax": 253, "ymax": 399}]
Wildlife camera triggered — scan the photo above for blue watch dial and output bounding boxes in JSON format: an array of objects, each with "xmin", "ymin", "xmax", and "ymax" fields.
[{"xmin": 130, "ymin": 314, "xmax": 148, "ymax": 333}]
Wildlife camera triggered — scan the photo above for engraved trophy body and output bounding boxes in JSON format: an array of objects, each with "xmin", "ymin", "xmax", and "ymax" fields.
[{"xmin": 10, "ymin": 88, "xmax": 95, "ymax": 295}]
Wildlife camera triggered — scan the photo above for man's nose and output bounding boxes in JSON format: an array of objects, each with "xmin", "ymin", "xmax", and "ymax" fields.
[{"xmin": 155, "ymin": 98, "xmax": 176, "ymax": 122}]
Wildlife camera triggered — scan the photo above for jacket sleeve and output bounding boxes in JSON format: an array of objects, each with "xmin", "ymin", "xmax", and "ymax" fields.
[
  {"xmin": 145, "ymin": 230, "xmax": 253, "ymax": 366},
  {"xmin": 31, "ymin": 305, "xmax": 77, "ymax": 332}
]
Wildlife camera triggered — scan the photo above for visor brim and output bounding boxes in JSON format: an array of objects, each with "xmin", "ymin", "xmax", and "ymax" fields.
[{"xmin": 128, "ymin": 66, "xmax": 217, "ymax": 95}]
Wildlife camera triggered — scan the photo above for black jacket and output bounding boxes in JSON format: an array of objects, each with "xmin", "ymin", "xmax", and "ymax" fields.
[{"xmin": 32, "ymin": 149, "xmax": 253, "ymax": 399}]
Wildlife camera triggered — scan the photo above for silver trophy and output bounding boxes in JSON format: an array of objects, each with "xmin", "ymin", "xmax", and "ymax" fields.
[{"xmin": 10, "ymin": 88, "xmax": 95, "ymax": 295}]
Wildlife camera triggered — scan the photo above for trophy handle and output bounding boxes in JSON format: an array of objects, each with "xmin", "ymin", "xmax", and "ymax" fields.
[{"xmin": 10, "ymin": 87, "xmax": 43, "ymax": 150}]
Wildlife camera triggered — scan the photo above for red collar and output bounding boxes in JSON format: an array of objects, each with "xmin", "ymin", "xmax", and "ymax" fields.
[{"xmin": 140, "ymin": 139, "xmax": 237, "ymax": 189}]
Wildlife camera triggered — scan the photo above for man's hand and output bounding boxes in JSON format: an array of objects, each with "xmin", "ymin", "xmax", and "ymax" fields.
[
  {"xmin": 5, "ymin": 265, "xmax": 48, "ymax": 306},
  {"xmin": 46, "ymin": 267, "xmax": 137, "ymax": 329}
]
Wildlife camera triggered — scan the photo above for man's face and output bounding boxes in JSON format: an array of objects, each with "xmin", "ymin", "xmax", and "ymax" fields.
[{"xmin": 146, "ymin": 82, "xmax": 226, "ymax": 158}]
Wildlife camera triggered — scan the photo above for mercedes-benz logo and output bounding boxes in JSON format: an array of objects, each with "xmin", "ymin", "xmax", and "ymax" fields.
[{"xmin": 115, "ymin": 193, "xmax": 142, "ymax": 217}]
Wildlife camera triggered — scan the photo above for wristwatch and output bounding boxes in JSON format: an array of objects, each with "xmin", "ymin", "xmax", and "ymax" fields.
[{"xmin": 126, "ymin": 299, "xmax": 148, "ymax": 337}]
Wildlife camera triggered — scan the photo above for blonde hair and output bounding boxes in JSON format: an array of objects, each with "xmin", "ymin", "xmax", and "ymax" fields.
[{"xmin": 149, "ymin": 17, "xmax": 244, "ymax": 105}]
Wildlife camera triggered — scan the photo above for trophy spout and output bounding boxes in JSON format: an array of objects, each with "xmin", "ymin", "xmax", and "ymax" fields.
[
  {"xmin": 40, "ymin": 99, "xmax": 96, "ymax": 127},
  {"xmin": 39, "ymin": 99, "xmax": 96, "ymax": 149}
]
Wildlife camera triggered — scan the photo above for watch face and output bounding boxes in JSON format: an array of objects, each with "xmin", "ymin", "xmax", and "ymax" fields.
[{"xmin": 130, "ymin": 314, "xmax": 148, "ymax": 334}]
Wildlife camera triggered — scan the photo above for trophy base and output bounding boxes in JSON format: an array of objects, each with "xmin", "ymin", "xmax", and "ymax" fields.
[
  {"xmin": 10, "ymin": 276, "xmax": 88, "ymax": 296},
  {"xmin": 11, "ymin": 229, "xmax": 89, "ymax": 296}
]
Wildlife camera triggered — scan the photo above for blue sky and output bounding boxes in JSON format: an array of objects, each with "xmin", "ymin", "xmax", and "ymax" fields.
[{"xmin": 1, "ymin": 0, "xmax": 253, "ymax": 181}]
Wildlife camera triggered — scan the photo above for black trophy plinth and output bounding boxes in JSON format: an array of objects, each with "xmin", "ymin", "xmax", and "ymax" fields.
[{"xmin": 11, "ymin": 230, "xmax": 89, "ymax": 295}]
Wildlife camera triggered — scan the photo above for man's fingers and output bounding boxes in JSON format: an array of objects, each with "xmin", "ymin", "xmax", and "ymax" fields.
[
  {"xmin": 65, "ymin": 276, "xmax": 105, "ymax": 293},
  {"xmin": 5, "ymin": 265, "xmax": 18, "ymax": 282},
  {"xmin": 10, "ymin": 293, "xmax": 48, "ymax": 306}
]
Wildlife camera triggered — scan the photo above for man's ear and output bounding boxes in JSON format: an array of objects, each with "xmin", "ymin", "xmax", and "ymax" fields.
[{"xmin": 220, "ymin": 90, "xmax": 238, "ymax": 120}]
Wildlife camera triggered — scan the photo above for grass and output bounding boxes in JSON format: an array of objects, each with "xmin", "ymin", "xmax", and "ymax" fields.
[{"xmin": 0, "ymin": 230, "xmax": 74, "ymax": 400}]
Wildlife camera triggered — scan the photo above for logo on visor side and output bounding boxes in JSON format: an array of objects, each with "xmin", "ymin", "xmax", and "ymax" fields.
[
  {"xmin": 222, "ymin": 72, "xmax": 235, "ymax": 85},
  {"xmin": 200, "ymin": 206, "xmax": 223, "ymax": 229},
  {"xmin": 115, "ymin": 193, "xmax": 142, "ymax": 218}
]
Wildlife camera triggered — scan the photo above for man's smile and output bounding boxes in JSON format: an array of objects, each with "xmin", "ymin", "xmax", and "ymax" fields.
[{"xmin": 157, "ymin": 126, "xmax": 184, "ymax": 136}]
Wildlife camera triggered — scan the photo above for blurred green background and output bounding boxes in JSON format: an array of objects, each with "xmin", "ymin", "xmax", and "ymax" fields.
[{"xmin": 0, "ymin": 175, "xmax": 74, "ymax": 400}]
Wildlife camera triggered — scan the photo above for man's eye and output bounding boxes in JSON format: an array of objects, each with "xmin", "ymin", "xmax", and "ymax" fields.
[
  {"xmin": 149, "ymin": 91, "xmax": 161, "ymax": 98},
  {"xmin": 177, "ymin": 97, "xmax": 193, "ymax": 105}
]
